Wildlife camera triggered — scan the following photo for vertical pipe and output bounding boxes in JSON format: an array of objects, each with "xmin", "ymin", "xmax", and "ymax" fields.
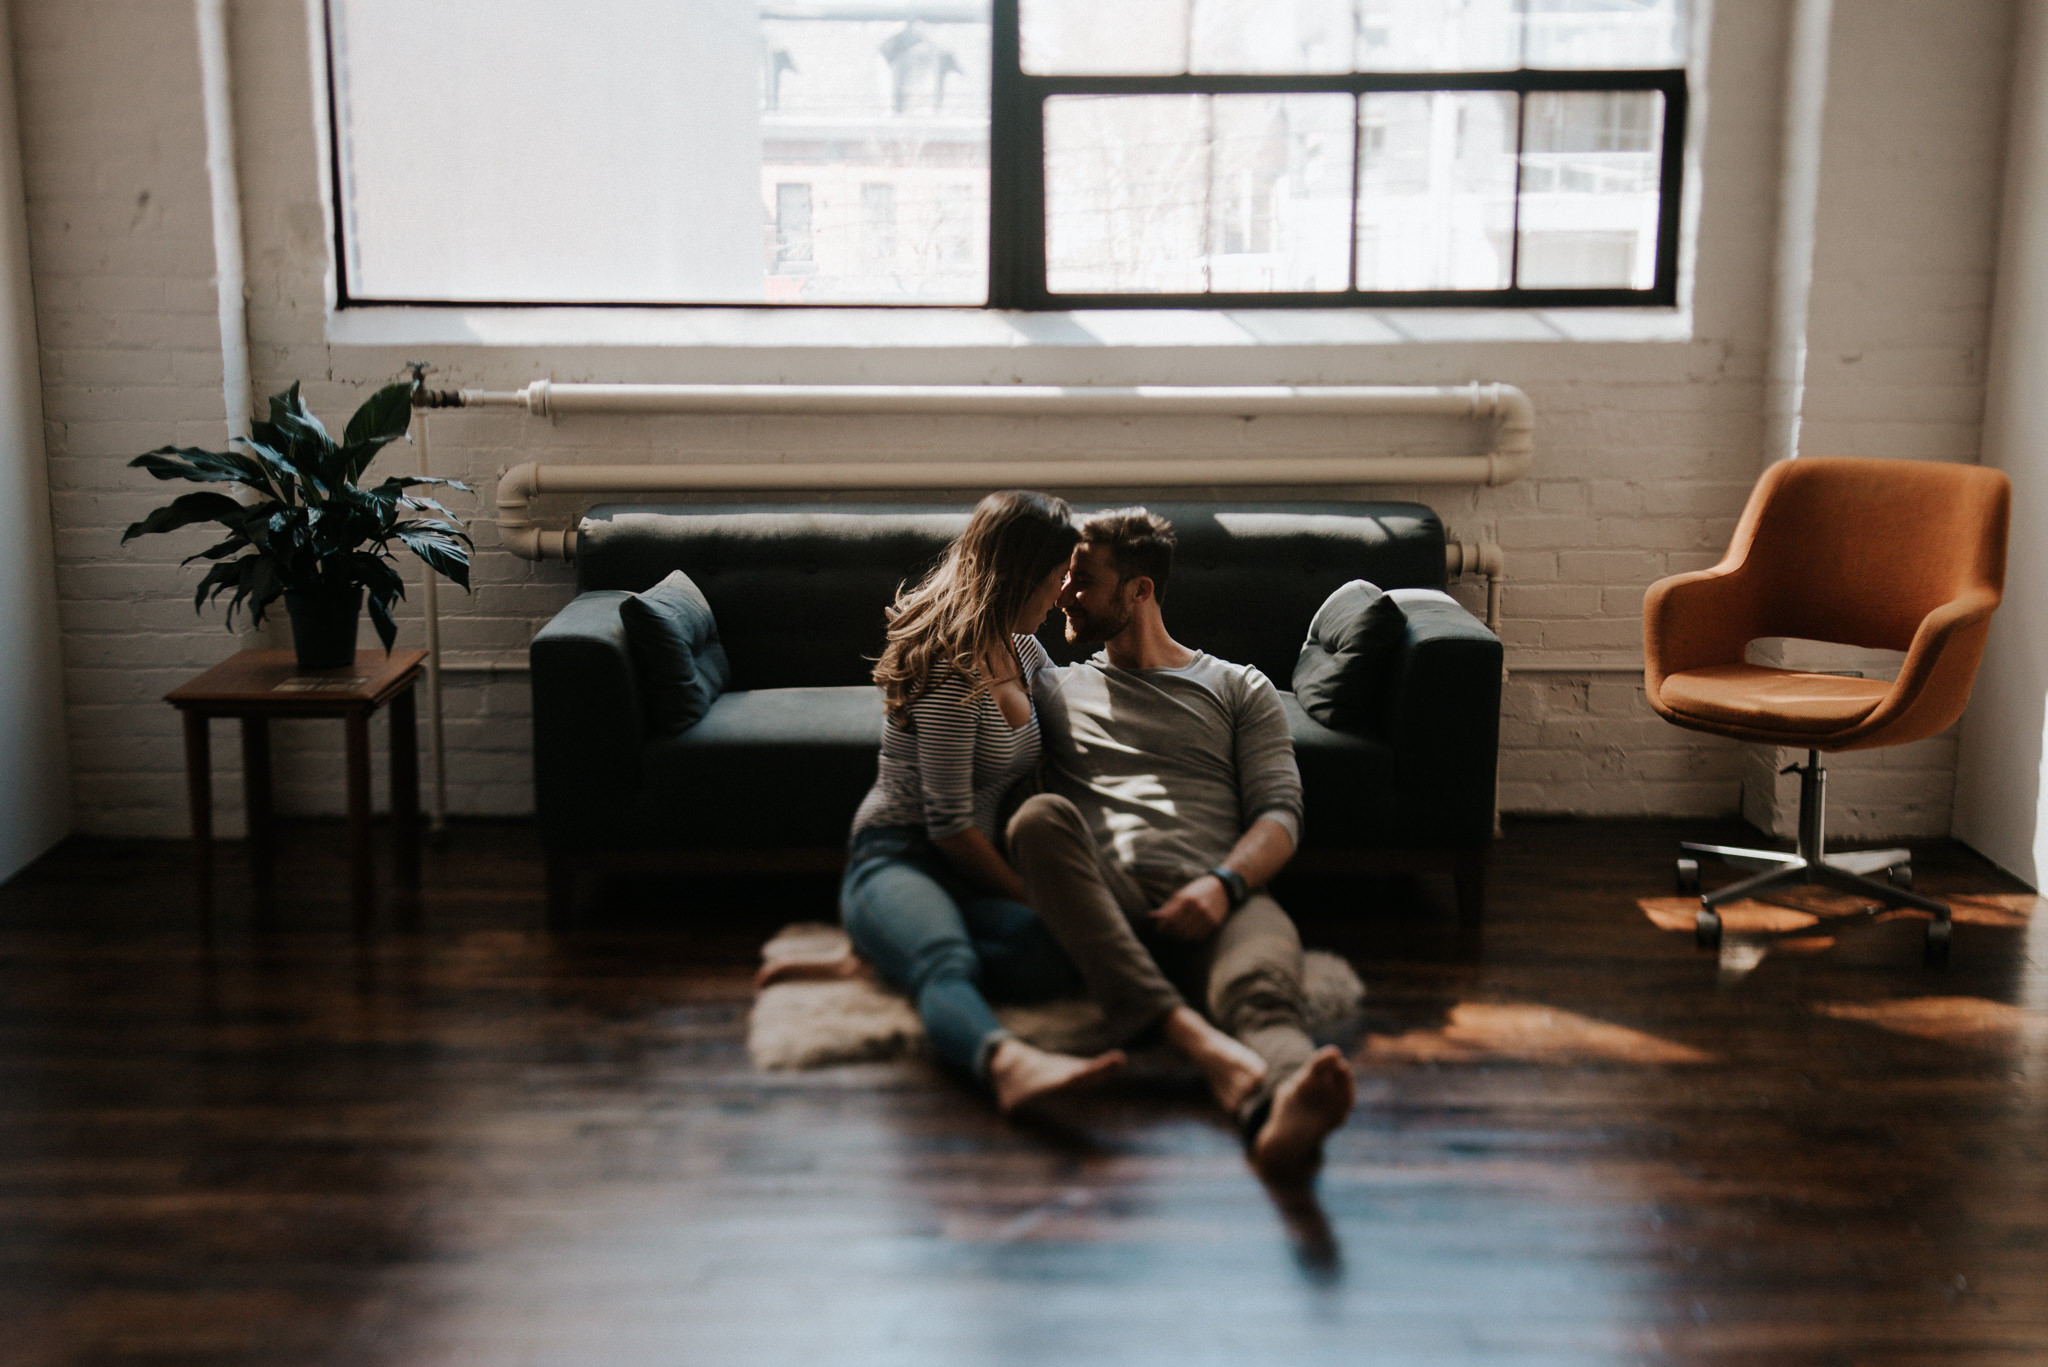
[
  {"xmin": 195, "ymin": 0, "xmax": 252, "ymax": 441},
  {"xmin": 415, "ymin": 410, "xmax": 448, "ymax": 836}
]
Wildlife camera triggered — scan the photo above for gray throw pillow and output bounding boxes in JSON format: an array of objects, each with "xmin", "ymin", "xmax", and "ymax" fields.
[
  {"xmin": 619, "ymin": 570, "xmax": 731, "ymax": 733},
  {"xmin": 1293, "ymin": 579, "xmax": 1407, "ymax": 733}
]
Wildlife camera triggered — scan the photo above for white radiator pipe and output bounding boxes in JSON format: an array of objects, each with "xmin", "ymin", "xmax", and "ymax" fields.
[
  {"xmin": 471, "ymin": 382, "xmax": 1534, "ymax": 561},
  {"xmin": 1445, "ymin": 540, "xmax": 1506, "ymax": 634},
  {"xmin": 195, "ymin": 0, "xmax": 251, "ymax": 441},
  {"xmin": 414, "ymin": 409, "xmax": 448, "ymax": 837}
]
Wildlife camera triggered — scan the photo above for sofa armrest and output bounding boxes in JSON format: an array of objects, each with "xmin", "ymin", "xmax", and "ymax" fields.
[
  {"xmin": 1381, "ymin": 589, "xmax": 1503, "ymax": 848},
  {"xmin": 530, "ymin": 590, "xmax": 647, "ymax": 845}
]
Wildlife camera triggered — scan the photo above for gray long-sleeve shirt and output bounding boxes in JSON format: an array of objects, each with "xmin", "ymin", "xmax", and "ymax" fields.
[{"xmin": 1032, "ymin": 652, "xmax": 1304, "ymax": 882}]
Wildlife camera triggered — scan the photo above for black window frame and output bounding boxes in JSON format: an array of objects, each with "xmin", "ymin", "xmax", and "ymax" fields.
[
  {"xmin": 321, "ymin": 0, "xmax": 1688, "ymax": 312},
  {"xmin": 990, "ymin": 0, "xmax": 1688, "ymax": 310}
]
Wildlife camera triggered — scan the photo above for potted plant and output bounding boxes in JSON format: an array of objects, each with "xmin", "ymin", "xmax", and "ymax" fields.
[{"xmin": 122, "ymin": 380, "xmax": 471, "ymax": 670}]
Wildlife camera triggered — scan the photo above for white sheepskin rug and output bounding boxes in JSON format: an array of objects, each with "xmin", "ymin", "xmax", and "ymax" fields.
[{"xmin": 748, "ymin": 922, "xmax": 1367, "ymax": 1071}]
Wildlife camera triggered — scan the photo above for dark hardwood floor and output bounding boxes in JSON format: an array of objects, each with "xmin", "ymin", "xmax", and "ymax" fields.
[{"xmin": 2, "ymin": 817, "xmax": 2043, "ymax": 1366}]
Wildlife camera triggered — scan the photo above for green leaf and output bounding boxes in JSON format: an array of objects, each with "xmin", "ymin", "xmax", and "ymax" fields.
[
  {"xmin": 191, "ymin": 558, "xmax": 245, "ymax": 616},
  {"xmin": 181, "ymin": 533, "xmax": 252, "ymax": 565},
  {"xmin": 238, "ymin": 556, "xmax": 283, "ymax": 627},
  {"xmin": 233, "ymin": 436, "xmax": 315, "ymax": 506},
  {"xmin": 364, "ymin": 474, "xmax": 470, "ymax": 505},
  {"xmin": 344, "ymin": 382, "xmax": 414, "ymax": 446},
  {"xmin": 365, "ymin": 590, "xmax": 399, "ymax": 653},
  {"xmin": 130, "ymin": 447, "xmax": 262, "ymax": 486},
  {"xmin": 121, "ymin": 491, "xmax": 247, "ymax": 543},
  {"xmin": 396, "ymin": 526, "xmax": 471, "ymax": 590},
  {"xmin": 349, "ymin": 552, "xmax": 407, "ymax": 602},
  {"xmin": 341, "ymin": 383, "xmax": 415, "ymax": 480}
]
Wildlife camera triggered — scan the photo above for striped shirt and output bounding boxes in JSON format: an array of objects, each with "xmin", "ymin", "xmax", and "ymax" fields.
[{"xmin": 851, "ymin": 635, "xmax": 1053, "ymax": 843}]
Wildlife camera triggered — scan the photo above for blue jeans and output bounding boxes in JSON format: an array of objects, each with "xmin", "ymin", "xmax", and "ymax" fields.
[{"xmin": 840, "ymin": 826, "xmax": 1085, "ymax": 1080}]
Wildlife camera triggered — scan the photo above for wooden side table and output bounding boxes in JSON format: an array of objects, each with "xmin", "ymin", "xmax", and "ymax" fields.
[{"xmin": 167, "ymin": 649, "xmax": 427, "ymax": 930}]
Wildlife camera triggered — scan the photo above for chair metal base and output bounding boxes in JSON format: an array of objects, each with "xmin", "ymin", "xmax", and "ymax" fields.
[{"xmin": 1675, "ymin": 750, "xmax": 1953, "ymax": 966}]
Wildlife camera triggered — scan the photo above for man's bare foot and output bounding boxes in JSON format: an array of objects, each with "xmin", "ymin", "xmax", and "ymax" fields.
[
  {"xmin": 754, "ymin": 950, "xmax": 871, "ymax": 990},
  {"xmin": 1251, "ymin": 1046, "xmax": 1356, "ymax": 1182},
  {"xmin": 1161, "ymin": 1005, "xmax": 1268, "ymax": 1114},
  {"xmin": 989, "ymin": 1038, "xmax": 1127, "ymax": 1116}
]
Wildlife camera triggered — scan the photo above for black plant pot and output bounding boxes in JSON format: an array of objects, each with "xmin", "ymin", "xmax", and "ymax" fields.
[{"xmin": 283, "ymin": 587, "xmax": 364, "ymax": 671}]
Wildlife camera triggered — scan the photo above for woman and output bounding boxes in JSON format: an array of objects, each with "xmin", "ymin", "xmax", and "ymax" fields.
[{"xmin": 767, "ymin": 491, "xmax": 1125, "ymax": 1113}]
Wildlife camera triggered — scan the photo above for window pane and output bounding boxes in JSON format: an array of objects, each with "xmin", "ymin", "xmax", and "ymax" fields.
[
  {"xmin": 1045, "ymin": 94, "xmax": 1352, "ymax": 295},
  {"xmin": 1517, "ymin": 90, "xmax": 1664, "ymax": 289},
  {"xmin": 1355, "ymin": 0, "xmax": 1521, "ymax": 72},
  {"xmin": 330, "ymin": 0, "xmax": 989, "ymax": 305},
  {"xmin": 1045, "ymin": 96, "xmax": 1207, "ymax": 292},
  {"xmin": 1190, "ymin": 0, "xmax": 1352, "ymax": 74},
  {"xmin": 1355, "ymin": 91, "xmax": 1517, "ymax": 291},
  {"xmin": 1022, "ymin": 0, "xmax": 1188, "ymax": 75},
  {"xmin": 1209, "ymin": 95, "xmax": 1355, "ymax": 291},
  {"xmin": 1524, "ymin": 0, "xmax": 1688, "ymax": 69},
  {"xmin": 761, "ymin": 2, "xmax": 991, "ymax": 302}
]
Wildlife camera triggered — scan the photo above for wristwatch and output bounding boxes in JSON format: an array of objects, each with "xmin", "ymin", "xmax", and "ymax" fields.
[{"xmin": 1208, "ymin": 864, "xmax": 1250, "ymax": 910}]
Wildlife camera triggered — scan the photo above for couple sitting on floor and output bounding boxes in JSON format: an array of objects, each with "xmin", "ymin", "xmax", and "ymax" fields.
[{"xmin": 761, "ymin": 492, "xmax": 1356, "ymax": 1181}]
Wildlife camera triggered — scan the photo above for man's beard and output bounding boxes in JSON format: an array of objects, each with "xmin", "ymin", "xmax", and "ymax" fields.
[{"xmin": 1063, "ymin": 597, "xmax": 1131, "ymax": 648}]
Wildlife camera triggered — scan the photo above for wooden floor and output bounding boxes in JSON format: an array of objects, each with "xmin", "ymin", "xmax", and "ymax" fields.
[{"xmin": 2, "ymin": 818, "xmax": 2044, "ymax": 1366}]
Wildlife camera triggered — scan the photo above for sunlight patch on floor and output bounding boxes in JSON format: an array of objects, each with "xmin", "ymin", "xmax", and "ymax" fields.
[
  {"xmin": 1816, "ymin": 996, "xmax": 2048, "ymax": 1045},
  {"xmin": 1363, "ymin": 1002, "xmax": 1714, "ymax": 1065},
  {"xmin": 1638, "ymin": 892, "xmax": 2042, "ymax": 935}
]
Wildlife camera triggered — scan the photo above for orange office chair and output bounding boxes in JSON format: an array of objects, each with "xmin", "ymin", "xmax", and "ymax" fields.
[{"xmin": 1643, "ymin": 457, "xmax": 2011, "ymax": 964}]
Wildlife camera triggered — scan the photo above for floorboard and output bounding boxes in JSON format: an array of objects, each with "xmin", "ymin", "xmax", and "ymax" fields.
[{"xmin": 1, "ymin": 817, "xmax": 2043, "ymax": 1366}]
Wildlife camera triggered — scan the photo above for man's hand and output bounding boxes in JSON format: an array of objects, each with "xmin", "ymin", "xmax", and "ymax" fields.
[{"xmin": 1148, "ymin": 874, "xmax": 1230, "ymax": 941}]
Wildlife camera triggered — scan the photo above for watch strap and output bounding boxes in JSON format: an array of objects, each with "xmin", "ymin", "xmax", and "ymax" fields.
[{"xmin": 1209, "ymin": 864, "xmax": 1250, "ymax": 910}]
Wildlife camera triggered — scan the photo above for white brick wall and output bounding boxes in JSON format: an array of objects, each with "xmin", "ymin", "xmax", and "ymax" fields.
[{"xmin": 6, "ymin": 0, "xmax": 2017, "ymax": 841}]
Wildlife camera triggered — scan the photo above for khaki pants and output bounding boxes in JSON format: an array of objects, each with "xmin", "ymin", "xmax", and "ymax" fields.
[{"xmin": 1005, "ymin": 793, "xmax": 1316, "ymax": 1133}]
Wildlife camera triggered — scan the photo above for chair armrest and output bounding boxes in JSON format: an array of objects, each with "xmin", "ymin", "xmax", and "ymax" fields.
[
  {"xmin": 530, "ymin": 590, "xmax": 647, "ymax": 844},
  {"xmin": 1381, "ymin": 589, "xmax": 1503, "ymax": 847},
  {"xmin": 1846, "ymin": 587, "xmax": 2002, "ymax": 747},
  {"xmin": 1641, "ymin": 559, "xmax": 1769, "ymax": 698}
]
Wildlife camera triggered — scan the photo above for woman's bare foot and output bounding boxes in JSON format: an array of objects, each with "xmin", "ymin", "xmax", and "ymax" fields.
[
  {"xmin": 989, "ymin": 1038, "xmax": 1127, "ymax": 1116},
  {"xmin": 754, "ymin": 950, "xmax": 872, "ymax": 990},
  {"xmin": 1251, "ymin": 1046, "xmax": 1357, "ymax": 1182},
  {"xmin": 1161, "ymin": 1005, "xmax": 1269, "ymax": 1114}
]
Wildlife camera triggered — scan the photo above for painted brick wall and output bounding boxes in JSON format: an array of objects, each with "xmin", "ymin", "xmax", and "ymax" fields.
[{"xmin": 6, "ymin": 0, "xmax": 2015, "ymax": 842}]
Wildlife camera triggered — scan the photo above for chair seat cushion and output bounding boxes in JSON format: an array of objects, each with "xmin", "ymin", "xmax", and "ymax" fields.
[{"xmin": 1659, "ymin": 664, "xmax": 1890, "ymax": 735}]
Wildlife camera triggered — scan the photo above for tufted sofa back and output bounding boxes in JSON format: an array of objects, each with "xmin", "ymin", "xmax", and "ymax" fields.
[{"xmin": 575, "ymin": 501, "xmax": 1449, "ymax": 690}]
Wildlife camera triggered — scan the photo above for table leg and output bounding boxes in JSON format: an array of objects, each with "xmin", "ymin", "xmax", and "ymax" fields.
[
  {"xmin": 182, "ymin": 710, "xmax": 212, "ymax": 930},
  {"xmin": 240, "ymin": 716, "xmax": 275, "ymax": 913},
  {"xmin": 345, "ymin": 709, "xmax": 373, "ymax": 933},
  {"xmin": 389, "ymin": 686, "xmax": 421, "ymax": 892}
]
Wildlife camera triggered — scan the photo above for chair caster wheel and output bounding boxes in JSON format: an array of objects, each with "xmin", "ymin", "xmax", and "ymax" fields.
[
  {"xmin": 1925, "ymin": 917, "xmax": 1951, "ymax": 966},
  {"xmin": 1676, "ymin": 858, "xmax": 1701, "ymax": 895},
  {"xmin": 1695, "ymin": 906, "xmax": 1722, "ymax": 950},
  {"xmin": 1888, "ymin": 864, "xmax": 1913, "ymax": 890}
]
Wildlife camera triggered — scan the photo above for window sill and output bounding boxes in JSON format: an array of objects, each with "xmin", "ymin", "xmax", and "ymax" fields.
[{"xmin": 325, "ymin": 304, "xmax": 1695, "ymax": 353}]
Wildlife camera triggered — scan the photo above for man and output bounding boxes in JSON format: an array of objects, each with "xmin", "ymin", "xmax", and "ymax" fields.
[{"xmin": 1006, "ymin": 507, "xmax": 1356, "ymax": 1180}]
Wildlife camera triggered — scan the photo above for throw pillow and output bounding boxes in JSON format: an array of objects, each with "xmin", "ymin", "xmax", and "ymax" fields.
[
  {"xmin": 1293, "ymin": 579, "xmax": 1407, "ymax": 733},
  {"xmin": 618, "ymin": 570, "xmax": 731, "ymax": 733}
]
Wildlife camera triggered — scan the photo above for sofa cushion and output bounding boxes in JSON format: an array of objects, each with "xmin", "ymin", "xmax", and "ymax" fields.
[
  {"xmin": 1292, "ymin": 580, "xmax": 1407, "ymax": 734},
  {"xmin": 636, "ymin": 686, "xmax": 884, "ymax": 848},
  {"xmin": 619, "ymin": 570, "xmax": 731, "ymax": 733}
]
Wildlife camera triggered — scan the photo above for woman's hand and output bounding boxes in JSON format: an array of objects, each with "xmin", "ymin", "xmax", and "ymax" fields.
[{"xmin": 930, "ymin": 828, "xmax": 1027, "ymax": 902}]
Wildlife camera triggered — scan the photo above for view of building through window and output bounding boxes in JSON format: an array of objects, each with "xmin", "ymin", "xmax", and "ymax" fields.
[{"xmin": 326, "ymin": 0, "xmax": 1683, "ymax": 307}]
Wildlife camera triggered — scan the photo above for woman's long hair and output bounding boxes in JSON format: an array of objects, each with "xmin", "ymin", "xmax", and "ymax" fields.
[{"xmin": 875, "ymin": 490, "xmax": 1077, "ymax": 723}]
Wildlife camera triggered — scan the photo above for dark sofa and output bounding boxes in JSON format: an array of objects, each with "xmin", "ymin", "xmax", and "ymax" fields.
[{"xmin": 529, "ymin": 501, "xmax": 1503, "ymax": 927}]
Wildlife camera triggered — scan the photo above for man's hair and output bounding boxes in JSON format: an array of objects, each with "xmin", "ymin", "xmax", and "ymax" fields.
[{"xmin": 1079, "ymin": 507, "xmax": 1176, "ymax": 603}]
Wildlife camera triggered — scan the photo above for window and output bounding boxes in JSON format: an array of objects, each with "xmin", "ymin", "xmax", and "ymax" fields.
[{"xmin": 323, "ymin": 0, "xmax": 1687, "ymax": 309}]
